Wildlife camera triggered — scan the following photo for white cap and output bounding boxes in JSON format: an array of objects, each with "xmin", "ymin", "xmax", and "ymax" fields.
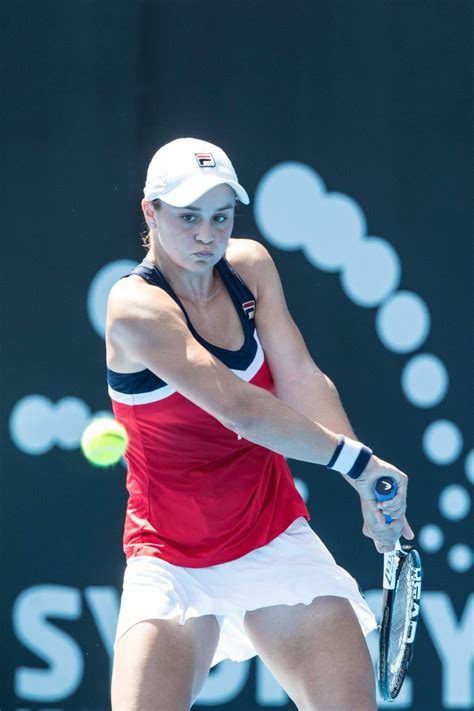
[{"xmin": 143, "ymin": 137, "xmax": 250, "ymax": 207}]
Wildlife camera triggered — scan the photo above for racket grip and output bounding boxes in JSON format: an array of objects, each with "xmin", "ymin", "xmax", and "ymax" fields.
[{"xmin": 374, "ymin": 476, "xmax": 397, "ymax": 523}]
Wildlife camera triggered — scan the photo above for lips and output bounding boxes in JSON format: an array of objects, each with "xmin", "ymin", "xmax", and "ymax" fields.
[{"xmin": 194, "ymin": 251, "xmax": 213, "ymax": 257}]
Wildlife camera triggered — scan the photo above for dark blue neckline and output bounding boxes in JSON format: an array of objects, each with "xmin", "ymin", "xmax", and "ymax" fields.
[{"xmin": 141, "ymin": 258, "xmax": 253, "ymax": 357}]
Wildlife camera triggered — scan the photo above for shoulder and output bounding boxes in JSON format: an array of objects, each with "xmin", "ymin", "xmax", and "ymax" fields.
[
  {"xmin": 225, "ymin": 238, "xmax": 276, "ymax": 298},
  {"xmin": 226, "ymin": 237, "xmax": 272, "ymax": 266},
  {"xmin": 106, "ymin": 273, "xmax": 185, "ymax": 343},
  {"xmin": 108, "ymin": 273, "xmax": 174, "ymax": 317}
]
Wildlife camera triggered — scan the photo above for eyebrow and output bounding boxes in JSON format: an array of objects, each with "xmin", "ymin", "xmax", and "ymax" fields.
[{"xmin": 180, "ymin": 204, "xmax": 234, "ymax": 212}]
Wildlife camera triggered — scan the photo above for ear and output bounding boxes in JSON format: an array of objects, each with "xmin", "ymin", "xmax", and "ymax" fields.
[{"xmin": 142, "ymin": 199, "xmax": 156, "ymax": 227}]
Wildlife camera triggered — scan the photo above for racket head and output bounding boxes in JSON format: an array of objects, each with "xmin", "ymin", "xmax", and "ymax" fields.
[{"xmin": 378, "ymin": 544, "xmax": 423, "ymax": 701}]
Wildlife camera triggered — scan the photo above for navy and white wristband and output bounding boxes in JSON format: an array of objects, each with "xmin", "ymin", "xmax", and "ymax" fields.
[{"xmin": 326, "ymin": 435, "xmax": 373, "ymax": 479}]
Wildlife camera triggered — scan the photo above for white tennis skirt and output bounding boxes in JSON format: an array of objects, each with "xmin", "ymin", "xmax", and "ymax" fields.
[{"xmin": 114, "ymin": 516, "xmax": 377, "ymax": 667}]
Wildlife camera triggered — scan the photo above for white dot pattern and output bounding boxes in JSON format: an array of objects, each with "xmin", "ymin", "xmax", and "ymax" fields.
[
  {"xmin": 401, "ymin": 353, "xmax": 449, "ymax": 408},
  {"xmin": 447, "ymin": 544, "xmax": 473, "ymax": 573},
  {"xmin": 439, "ymin": 485, "xmax": 471, "ymax": 521},
  {"xmin": 422, "ymin": 420, "xmax": 463, "ymax": 465}
]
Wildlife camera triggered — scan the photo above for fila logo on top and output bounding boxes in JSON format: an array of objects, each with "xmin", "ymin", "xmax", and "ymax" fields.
[
  {"xmin": 195, "ymin": 153, "xmax": 216, "ymax": 167},
  {"xmin": 242, "ymin": 300, "xmax": 255, "ymax": 319}
]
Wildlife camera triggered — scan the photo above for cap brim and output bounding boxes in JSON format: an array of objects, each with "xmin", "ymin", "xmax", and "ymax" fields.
[{"xmin": 153, "ymin": 175, "xmax": 250, "ymax": 207}]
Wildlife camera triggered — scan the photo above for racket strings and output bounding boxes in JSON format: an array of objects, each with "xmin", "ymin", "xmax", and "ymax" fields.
[{"xmin": 388, "ymin": 554, "xmax": 417, "ymax": 692}]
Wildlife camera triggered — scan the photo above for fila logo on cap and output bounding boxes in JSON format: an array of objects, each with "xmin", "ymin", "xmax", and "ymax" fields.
[
  {"xmin": 242, "ymin": 300, "xmax": 255, "ymax": 319},
  {"xmin": 195, "ymin": 153, "xmax": 216, "ymax": 168}
]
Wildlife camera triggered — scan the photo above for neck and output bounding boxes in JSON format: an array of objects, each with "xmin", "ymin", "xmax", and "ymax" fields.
[{"xmin": 146, "ymin": 250, "xmax": 221, "ymax": 301}]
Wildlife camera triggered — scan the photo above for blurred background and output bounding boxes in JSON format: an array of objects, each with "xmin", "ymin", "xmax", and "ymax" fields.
[{"xmin": 1, "ymin": 1, "xmax": 472, "ymax": 709}]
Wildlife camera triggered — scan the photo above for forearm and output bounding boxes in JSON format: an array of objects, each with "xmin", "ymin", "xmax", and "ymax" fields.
[
  {"xmin": 275, "ymin": 371, "xmax": 358, "ymax": 440},
  {"xmin": 232, "ymin": 382, "xmax": 340, "ymax": 465},
  {"xmin": 237, "ymin": 371, "xmax": 412, "ymax": 548},
  {"xmin": 273, "ymin": 370, "xmax": 365, "ymax": 489}
]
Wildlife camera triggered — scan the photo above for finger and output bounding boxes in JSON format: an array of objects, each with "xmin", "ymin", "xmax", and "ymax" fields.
[
  {"xmin": 371, "ymin": 519, "xmax": 403, "ymax": 545},
  {"xmin": 374, "ymin": 538, "xmax": 395, "ymax": 553},
  {"xmin": 361, "ymin": 497, "xmax": 385, "ymax": 526},
  {"xmin": 375, "ymin": 510, "xmax": 388, "ymax": 526},
  {"xmin": 370, "ymin": 522, "xmax": 400, "ymax": 544},
  {"xmin": 377, "ymin": 507, "xmax": 402, "ymax": 522},
  {"xmin": 378, "ymin": 493, "xmax": 407, "ymax": 517},
  {"xmin": 375, "ymin": 535, "xmax": 399, "ymax": 550},
  {"xmin": 401, "ymin": 516, "xmax": 415, "ymax": 540},
  {"xmin": 377, "ymin": 508, "xmax": 402, "ymax": 527},
  {"xmin": 374, "ymin": 538, "xmax": 383, "ymax": 553},
  {"xmin": 367, "ymin": 499, "xmax": 387, "ymax": 526}
]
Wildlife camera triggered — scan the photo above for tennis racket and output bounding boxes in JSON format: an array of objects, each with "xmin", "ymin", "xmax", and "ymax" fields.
[{"xmin": 374, "ymin": 476, "xmax": 423, "ymax": 701}]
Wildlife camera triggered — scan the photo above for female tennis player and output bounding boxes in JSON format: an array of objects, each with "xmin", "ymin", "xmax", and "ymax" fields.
[{"xmin": 106, "ymin": 137, "xmax": 414, "ymax": 711}]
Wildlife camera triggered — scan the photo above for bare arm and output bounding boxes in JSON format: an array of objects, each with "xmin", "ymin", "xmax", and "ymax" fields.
[
  {"xmin": 277, "ymin": 373, "xmax": 357, "ymax": 444},
  {"xmin": 240, "ymin": 239, "xmax": 361, "ymax": 474},
  {"xmin": 107, "ymin": 244, "xmax": 413, "ymax": 552},
  {"xmin": 106, "ymin": 280, "xmax": 341, "ymax": 465},
  {"xmin": 269, "ymin": 357, "xmax": 408, "ymax": 549},
  {"xmin": 236, "ymin": 240, "xmax": 414, "ymax": 550}
]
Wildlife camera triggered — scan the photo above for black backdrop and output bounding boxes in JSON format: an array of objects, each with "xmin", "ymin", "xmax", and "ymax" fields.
[{"xmin": 1, "ymin": 1, "xmax": 472, "ymax": 709}]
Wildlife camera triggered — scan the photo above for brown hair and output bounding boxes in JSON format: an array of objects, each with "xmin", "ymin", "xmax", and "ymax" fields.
[{"xmin": 140, "ymin": 198, "xmax": 161, "ymax": 251}]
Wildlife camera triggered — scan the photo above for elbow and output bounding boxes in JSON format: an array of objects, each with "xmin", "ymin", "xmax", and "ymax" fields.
[
  {"xmin": 220, "ymin": 408, "xmax": 255, "ymax": 437},
  {"xmin": 218, "ymin": 390, "xmax": 264, "ymax": 437}
]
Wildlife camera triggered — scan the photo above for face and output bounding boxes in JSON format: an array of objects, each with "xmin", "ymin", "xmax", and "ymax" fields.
[{"xmin": 143, "ymin": 184, "xmax": 236, "ymax": 273}]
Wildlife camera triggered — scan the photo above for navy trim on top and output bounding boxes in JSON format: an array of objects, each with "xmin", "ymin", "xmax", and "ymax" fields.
[
  {"xmin": 134, "ymin": 257, "xmax": 257, "ymax": 367},
  {"xmin": 107, "ymin": 256, "xmax": 259, "ymax": 390},
  {"xmin": 107, "ymin": 366, "xmax": 167, "ymax": 394}
]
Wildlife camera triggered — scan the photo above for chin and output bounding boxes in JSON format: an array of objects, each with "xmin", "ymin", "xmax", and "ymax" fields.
[
  {"xmin": 191, "ymin": 261, "xmax": 217, "ymax": 272},
  {"xmin": 192, "ymin": 252, "xmax": 223, "ymax": 268}
]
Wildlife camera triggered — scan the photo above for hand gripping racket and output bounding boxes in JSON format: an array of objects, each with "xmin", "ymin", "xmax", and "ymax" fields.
[{"xmin": 374, "ymin": 476, "xmax": 423, "ymax": 701}]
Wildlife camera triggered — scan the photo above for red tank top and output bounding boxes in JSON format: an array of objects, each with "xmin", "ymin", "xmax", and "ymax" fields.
[{"xmin": 107, "ymin": 257, "xmax": 310, "ymax": 567}]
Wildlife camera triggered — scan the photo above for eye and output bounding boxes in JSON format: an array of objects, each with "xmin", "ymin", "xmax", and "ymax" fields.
[
  {"xmin": 213, "ymin": 214, "xmax": 228, "ymax": 223},
  {"xmin": 180, "ymin": 213, "xmax": 197, "ymax": 223}
]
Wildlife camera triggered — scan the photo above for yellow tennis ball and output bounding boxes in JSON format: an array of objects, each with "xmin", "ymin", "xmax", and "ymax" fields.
[{"xmin": 80, "ymin": 417, "xmax": 128, "ymax": 467}]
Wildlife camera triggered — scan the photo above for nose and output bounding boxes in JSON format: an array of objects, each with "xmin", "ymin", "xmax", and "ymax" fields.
[{"xmin": 195, "ymin": 220, "xmax": 215, "ymax": 244}]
